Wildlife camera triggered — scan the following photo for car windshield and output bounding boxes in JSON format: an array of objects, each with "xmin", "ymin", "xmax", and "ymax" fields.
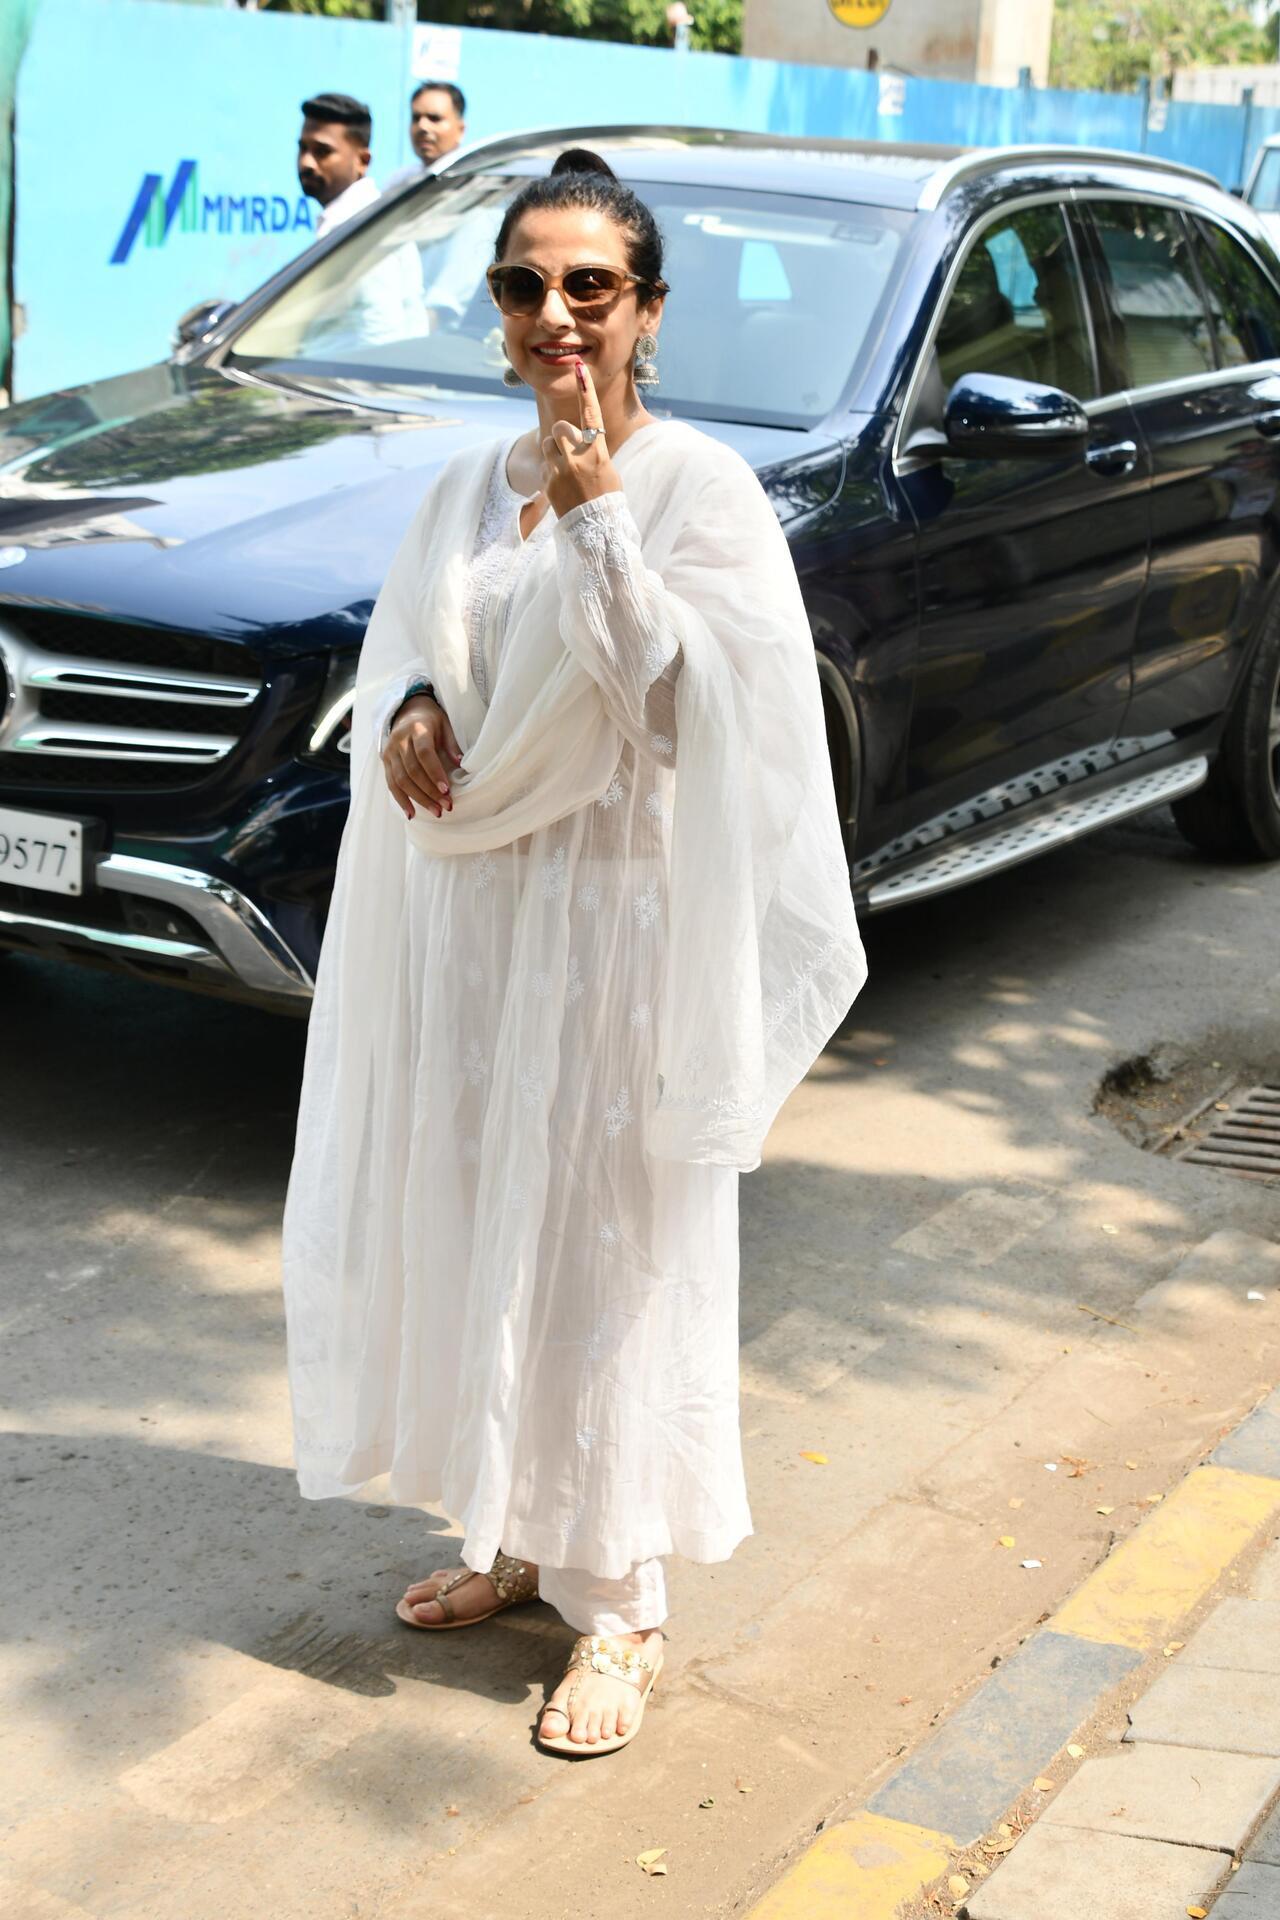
[
  {"xmin": 1249, "ymin": 147, "xmax": 1280, "ymax": 213},
  {"xmin": 226, "ymin": 170, "xmax": 912, "ymax": 429}
]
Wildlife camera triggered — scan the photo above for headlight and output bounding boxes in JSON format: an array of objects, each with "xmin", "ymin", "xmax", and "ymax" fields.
[{"xmin": 303, "ymin": 653, "xmax": 357, "ymax": 771}]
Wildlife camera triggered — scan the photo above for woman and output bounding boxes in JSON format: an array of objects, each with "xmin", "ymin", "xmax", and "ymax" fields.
[{"xmin": 282, "ymin": 149, "xmax": 866, "ymax": 1757}]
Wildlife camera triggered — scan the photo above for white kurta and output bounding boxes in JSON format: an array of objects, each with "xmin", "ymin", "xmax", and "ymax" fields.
[{"xmin": 283, "ymin": 422, "xmax": 866, "ymax": 1581}]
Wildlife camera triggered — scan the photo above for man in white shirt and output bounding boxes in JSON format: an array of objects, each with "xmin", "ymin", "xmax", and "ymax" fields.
[
  {"xmin": 295, "ymin": 91, "xmax": 426, "ymax": 352},
  {"xmin": 382, "ymin": 81, "xmax": 466, "ymax": 197},
  {"xmin": 297, "ymin": 92, "xmax": 381, "ymax": 240}
]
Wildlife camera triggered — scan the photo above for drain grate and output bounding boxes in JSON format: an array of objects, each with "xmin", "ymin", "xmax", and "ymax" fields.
[{"xmin": 1181, "ymin": 1085, "xmax": 1280, "ymax": 1181}]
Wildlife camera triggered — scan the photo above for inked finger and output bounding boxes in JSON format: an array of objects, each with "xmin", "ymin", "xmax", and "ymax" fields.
[{"xmin": 576, "ymin": 356, "xmax": 604, "ymax": 432}]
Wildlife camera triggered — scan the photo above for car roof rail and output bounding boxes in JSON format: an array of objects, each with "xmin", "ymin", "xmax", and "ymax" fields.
[
  {"xmin": 406, "ymin": 124, "xmax": 1223, "ymax": 212},
  {"xmin": 916, "ymin": 143, "xmax": 1220, "ymax": 210},
  {"xmin": 424, "ymin": 121, "xmax": 728, "ymax": 181}
]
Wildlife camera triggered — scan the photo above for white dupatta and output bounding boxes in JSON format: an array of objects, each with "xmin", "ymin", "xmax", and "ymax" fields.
[{"xmin": 314, "ymin": 421, "xmax": 865, "ymax": 1221}]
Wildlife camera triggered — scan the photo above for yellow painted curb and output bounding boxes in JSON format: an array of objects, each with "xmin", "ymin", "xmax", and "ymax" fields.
[
  {"xmin": 1052, "ymin": 1464, "xmax": 1280, "ymax": 1652},
  {"xmin": 747, "ymin": 1810, "xmax": 953, "ymax": 1919}
]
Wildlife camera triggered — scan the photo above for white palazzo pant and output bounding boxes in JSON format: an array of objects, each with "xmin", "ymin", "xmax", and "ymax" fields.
[
  {"xmin": 458, "ymin": 1551, "xmax": 667, "ymax": 1633},
  {"xmin": 537, "ymin": 1557, "xmax": 667, "ymax": 1633}
]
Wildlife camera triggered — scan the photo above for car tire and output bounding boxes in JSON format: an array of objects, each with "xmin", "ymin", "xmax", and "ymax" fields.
[{"xmin": 1172, "ymin": 604, "xmax": 1280, "ymax": 859}]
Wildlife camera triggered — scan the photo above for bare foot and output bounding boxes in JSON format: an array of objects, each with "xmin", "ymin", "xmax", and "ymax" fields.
[
  {"xmin": 401, "ymin": 1558, "xmax": 539, "ymax": 1627},
  {"xmin": 539, "ymin": 1629, "xmax": 664, "ymax": 1747}
]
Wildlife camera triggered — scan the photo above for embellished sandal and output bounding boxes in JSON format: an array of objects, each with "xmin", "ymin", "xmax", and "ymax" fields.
[
  {"xmin": 536, "ymin": 1633, "xmax": 663, "ymax": 1758},
  {"xmin": 395, "ymin": 1551, "xmax": 538, "ymax": 1631}
]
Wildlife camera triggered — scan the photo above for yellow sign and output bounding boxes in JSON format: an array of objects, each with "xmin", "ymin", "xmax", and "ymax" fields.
[{"xmin": 828, "ymin": 0, "xmax": 894, "ymax": 25}]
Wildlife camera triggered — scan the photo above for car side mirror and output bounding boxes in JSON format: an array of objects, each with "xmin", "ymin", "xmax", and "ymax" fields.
[
  {"xmin": 1230, "ymin": 184, "xmax": 1246, "ymax": 199},
  {"xmin": 172, "ymin": 298, "xmax": 237, "ymax": 352},
  {"xmin": 944, "ymin": 372, "xmax": 1090, "ymax": 461}
]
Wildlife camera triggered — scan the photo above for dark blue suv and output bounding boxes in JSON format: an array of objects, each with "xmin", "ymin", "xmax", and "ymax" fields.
[{"xmin": 3, "ymin": 126, "xmax": 1280, "ymax": 1010}]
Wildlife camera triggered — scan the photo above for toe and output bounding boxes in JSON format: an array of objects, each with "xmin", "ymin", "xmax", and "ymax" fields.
[
  {"xmin": 599, "ymin": 1709, "xmax": 618, "ymax": 1742},
  {"xmin": 584, "ymin": 1709, "xmax": 603, "ymax": 1745},
  {"xmin": 403, "ymin": 1576, "xmax": 443, "ymax": 1601},
  {"xmin": 411, "ymin": 1599, "xmax": 444, "ymax": 1624}
]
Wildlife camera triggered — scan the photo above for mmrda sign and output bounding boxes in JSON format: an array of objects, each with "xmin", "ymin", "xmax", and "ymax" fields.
[{"xmin": 111, "ymin": 161, "xmax": 316, "ymax": 265}]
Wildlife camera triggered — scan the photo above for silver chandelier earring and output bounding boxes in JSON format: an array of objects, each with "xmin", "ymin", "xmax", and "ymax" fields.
[{"xmin": 633, "ymin": 332, "xmax": 659, "ymax": 388}]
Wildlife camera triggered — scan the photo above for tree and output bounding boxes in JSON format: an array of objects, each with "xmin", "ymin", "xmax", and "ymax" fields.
[
  {"xmin": 263, "ymin": 0, "xmax": 741, "ymax": 54},
  {"xmin": 1051, "ymin": 0, "xmax": 1272, "ymax": 93}
]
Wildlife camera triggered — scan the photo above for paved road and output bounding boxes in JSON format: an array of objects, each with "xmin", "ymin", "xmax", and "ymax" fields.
[{"xmin": 3, "ymin": 808, "xmax": 1280, "ymax": 1920}]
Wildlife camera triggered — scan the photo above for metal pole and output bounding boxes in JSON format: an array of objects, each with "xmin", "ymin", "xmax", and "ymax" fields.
[{"xmin": 1240, "ymin": 85, "xmax": 1256, "ymax": 194}]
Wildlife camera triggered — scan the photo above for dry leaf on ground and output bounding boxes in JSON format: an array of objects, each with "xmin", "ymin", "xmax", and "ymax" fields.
[
  {"xmin": 998, "ymin": 1535, "xmax": 1016, "ymax": 1549},
  {"xmin": 1067, "ymin": 1743, "xmax": 1085, "ymax": 1758},
  {"xmin": 799, "ymin": 1450, "xmax": 828, "ymax": 1465},
  {"xmin": 1008, "ymin": 1497, "xmax": 1024, "ymax": 1510},
  {"xmin": 1033, "ymin": 1776, "xmax": 1054, "ymax": 1792},
  {"xmin": 636, "ymin": 1848, "xmax": 668, "ymax": 1876},
  {"xmin": 1097, "ymin": 1505, "xmax": 1115, "ymax": 1516},
  {"xmin": 948, "ymin": 1875, "xmax": 970, "ymax": 1898}
]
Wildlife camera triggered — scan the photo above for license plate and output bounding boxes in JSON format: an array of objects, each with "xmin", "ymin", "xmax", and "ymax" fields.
[{"xmin": 0, "ymin": 805, "xmax": 85, "ymax": 896}]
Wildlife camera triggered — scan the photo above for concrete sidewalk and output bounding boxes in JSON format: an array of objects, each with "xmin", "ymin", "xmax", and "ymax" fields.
[
  {"xmin": 750, "ymin": 1389, "xmax": 1280, "ymax": 1920},
  {"xmin": 5, "ymin": 809, "xmax": 1280, "ymax": 1920}
]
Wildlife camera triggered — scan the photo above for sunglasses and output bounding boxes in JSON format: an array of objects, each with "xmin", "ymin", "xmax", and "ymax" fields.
[{"xmin": 486, "ymin": 262, "xmax": 667, "ymax": 317}]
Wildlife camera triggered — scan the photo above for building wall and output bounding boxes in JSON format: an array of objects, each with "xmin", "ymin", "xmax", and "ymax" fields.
[
  {"xmin": 1173, "ymin": 65, "xmax": 1280, "ymax": 109},
  {"xmin": 977, "ymin": 0, "xmax": 1055, "ymax": 91},
  {"xmin": 742, "ymin": 0, "xmax": 1053, "ymax": 86}
]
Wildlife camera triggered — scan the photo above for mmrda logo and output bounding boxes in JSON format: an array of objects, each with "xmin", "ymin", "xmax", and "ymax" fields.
[{"xmin": 111, "ymin": 161, "xmax": 317, "ymax": 265}]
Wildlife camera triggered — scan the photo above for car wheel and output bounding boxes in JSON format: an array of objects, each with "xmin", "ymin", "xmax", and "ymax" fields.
[{"xmin": 1172, "ymin": 605, "xmax": 1280, "ymax": 859}]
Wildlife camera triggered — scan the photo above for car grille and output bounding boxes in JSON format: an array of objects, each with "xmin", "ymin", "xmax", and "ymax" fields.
[{"xmin": 0, "ymin": 609, "xmax": 262, "ymax": 792}]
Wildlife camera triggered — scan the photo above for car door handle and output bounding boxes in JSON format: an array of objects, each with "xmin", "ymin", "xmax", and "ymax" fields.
[
  {"xmin": 1086, "ymin": 439, "xmax": 1138, "ymax": 476},
  {"xmin": 1253, "ymin": 407, "xmax": 1280, "ymax": 437}
]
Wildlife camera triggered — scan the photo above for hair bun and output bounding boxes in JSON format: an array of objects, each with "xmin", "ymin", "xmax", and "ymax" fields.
[{"xmin": 550, "ymin": 146, "xmax": 617, "ymax": 183}]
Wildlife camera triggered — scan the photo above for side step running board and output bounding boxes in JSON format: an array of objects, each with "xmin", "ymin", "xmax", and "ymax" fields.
[{"xmin": 865, "ymin": 756, "xmax": 1208, "ymax": 911}]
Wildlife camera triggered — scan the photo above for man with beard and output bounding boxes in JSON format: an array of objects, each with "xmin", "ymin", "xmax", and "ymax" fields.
[
  {"xmin": 384, "ymin": 82, "xmax": 466, "ymax": 196},
  {"xmin": 297, "ymin": 92, "xmax": 380, "ymax": 239},
  {"xmin": 295, "ymin": 92, "xmax": 426, "ymax": 349}
]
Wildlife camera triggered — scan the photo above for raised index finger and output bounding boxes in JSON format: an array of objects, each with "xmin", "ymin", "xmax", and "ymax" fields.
[{"xmin": 576, "ymin": 357, "xmax": 604, "ymax": 433}]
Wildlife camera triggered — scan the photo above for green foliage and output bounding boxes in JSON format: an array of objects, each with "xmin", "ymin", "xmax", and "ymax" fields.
[
  {"xmin": 1050, "ymin": 0, "xmax": 1273, "ymax": 93},
  {"xmin": 262, "ymin": 0, "xmax": 741, "ymax": 49},
  {"xmin": 262, "ymin": 0, "xmax": 379, "ymax": 17}
]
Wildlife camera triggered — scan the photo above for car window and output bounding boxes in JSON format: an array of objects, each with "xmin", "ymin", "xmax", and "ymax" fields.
[
  {"xmin": 1088, "ymin": 201, "xmax": 1215, "ymax": 389},
  {"xmin": 226, "ymin": 171, "xmax": 913, "ymax": 431},
  {"xmin": 935, "ymin": 204, "xmax": 1097, "ymax": 401},
  {"xmin": 1192, "ymin": 218, "xmax": 1280, "ymax": 366},
  {"xmin": 1248, "ymin": 148, "xmax": 1280, "ymax": 214}
]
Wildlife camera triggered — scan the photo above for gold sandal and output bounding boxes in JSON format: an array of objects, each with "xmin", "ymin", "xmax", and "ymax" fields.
[
  {"xmin": 396, "ymin": 1551, "xmax": 538, "ymax": 1631},
  {"xmin": 536, "ymin": 1633, "xmax": 663, "ymax": 1758}
]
